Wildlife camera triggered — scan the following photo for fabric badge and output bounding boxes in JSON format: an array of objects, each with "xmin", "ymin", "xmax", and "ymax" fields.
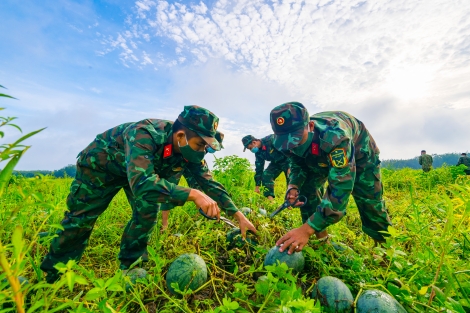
[
  {"xmin": 311, "ymin": 143, "xmax": 320, "ymax": 156},
  {"xmin": 163, "ymin": 144, "xmax": 172, "ymax": 158},
  {"xmin": 262, "ymin": 145, "xmax": 267, "ymax": 151},
  {"xmin": 329, "ymin": 148, "xmax": 348, "ymax": 168},
  {"xmin": 172, "ymin": 167, "xmax": 183, "ymax": 172}
]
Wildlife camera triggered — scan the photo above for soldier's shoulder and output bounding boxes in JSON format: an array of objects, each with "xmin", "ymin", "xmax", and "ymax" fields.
[
  {"xmin": 125, "ymin": 119, "xmax": 173, "ymax": 145},
  {"xmin": 312, "ymin": 112, "xmax": 350, "ymax": 153}
]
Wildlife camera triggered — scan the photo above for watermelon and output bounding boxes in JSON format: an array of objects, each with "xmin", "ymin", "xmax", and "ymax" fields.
[
  {"xmin": 1, "ymin": 276, "xmax": 29, "ymax": 288},
  {"xmin": 226, "ymin": 228, "xmax": 258, "ymax": 248},
  {"xmin": 123, "ymin": 268, "xmax": 147, "ymax": 291},
  {"xmin": 356, "ymin": 290, "xmax": 407, "ymax": 313},
  {"xmin": 239, "ymin": 207, "xmax": 252, "ymax": 216},
  {"xmin": 166, "ymin": 253, "xmax": 208, "ymax": 295},
  {"xmin": 264, "ymin": 245, "xmax": 305, "ymax": 273},
  {"xmin": 312, "ymin": 276, "xmax": 354, "ymax": 313}
]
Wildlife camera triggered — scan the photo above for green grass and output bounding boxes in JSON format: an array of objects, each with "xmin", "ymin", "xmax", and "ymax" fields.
[{"xmin": 1, "ymin": 156, "xmax": 469, "ymax": 312}]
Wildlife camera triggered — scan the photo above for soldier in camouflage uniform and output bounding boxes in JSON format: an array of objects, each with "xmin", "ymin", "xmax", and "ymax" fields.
[
  {"xmin": 269, "ymin": 102, "xmax": 392, "ymax": 254},
  {"xmin": 40, "ymin": 106, "xmax": 257, "ymax": 283},
  {"xmin": 160, "ymin": 131, "xmax": 224, "ymax": 231},
  {"xmin": 418, "ymin": 150, "xmax": 433, "ymax": 172},
  {"xmin": 457, "ymin": 153, "xmax": 470, "ymax": 175},
  {"xmin": 242, "ymin": 135, "xmax": 290, "ymax": 200}
]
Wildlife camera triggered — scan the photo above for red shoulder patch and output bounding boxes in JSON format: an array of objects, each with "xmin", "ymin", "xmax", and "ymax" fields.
[
  {"xmin": 262, "ymin": 145, "xmax": 267, "ymax": 151},
  {"xmin": 163, "ymin": 144, "xmax": 172, "ymax": 158},
  {"xmin": 311, "ymin": 143, "xmax": 319, "ymax": 156}
]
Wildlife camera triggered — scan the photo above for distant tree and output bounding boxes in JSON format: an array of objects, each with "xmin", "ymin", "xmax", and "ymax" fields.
[{"xmin": 382, "ymin": 153, "xmax": 466, "ymax": 169}]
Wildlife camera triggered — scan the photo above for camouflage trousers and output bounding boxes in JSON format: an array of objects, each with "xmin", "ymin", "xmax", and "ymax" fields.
[
  {"xmin": 40, "ymin": 162, "xmax": 160, "ymax": 278},
  {"xmin": 299, "ymin": 155, "xmax": 392, "ymax": 241},
  {"xmin": 422, "ymin": 167, "xmax": 432, "ymax": 172},
  {"xmin": 261, "ymin": 162, "xmax": 290, "ymax": 198}
]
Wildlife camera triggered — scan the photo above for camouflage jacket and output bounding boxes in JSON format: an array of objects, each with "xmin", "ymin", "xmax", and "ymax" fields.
[
  {"xmin": 81, "ymin": 119, "xmax": 238, "ymax": 215},
  {"xmin": 287, "ymin": 111, "xmax": 379, "ymax": 229},
  {"xmin": 254, "ymin": 134, "xmax": 289, "ymax": 186},
  {"xmin": 457, "ymin": 156, "xmax": 470, "ymax": 168},
  {"xmin": 418, "ymin": 154, "xmax": 433, "ymax": 169}
]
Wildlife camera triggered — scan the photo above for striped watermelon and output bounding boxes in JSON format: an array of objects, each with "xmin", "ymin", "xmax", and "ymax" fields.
[
  {"xmin": 124, "ymin": 268, "xmax": 148, "ymax": 291},
  {"xmin": 312, "ymin": 276, "xmax": 354, "ymax": 313},
  {"xmin": 356, "ymin": 290, "xmax": 407, "ymax": 313},
  {"xmin": 166, "ymin": 253, "xmax": 208, "ymax": 295},
  {"xmin": 226, "ymin": 228, "xmax": 258, "ymax": 248},
  {"xmin": 264, "ymin": 245, "xmax": 305, "ymax": 273}
]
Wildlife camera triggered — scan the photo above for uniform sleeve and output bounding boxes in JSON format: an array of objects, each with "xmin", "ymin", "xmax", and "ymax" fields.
[
  {"xmin": 186, "ymin": 160, "xmax": 239, "ymax": 216},
  {"xmin": 457, "ymin": 157, "xmax": 462, "ymax": 166},
  {"xmin": 159, "ymin": 171, "xmax": 184, "ymax": 211},
  {"xmin": 254, "ymin": 154, "xmax": 265, "ymax": 186},
  {"xmin": 430, "ymin": 155, "xmax": 433, "ymax": 164},
  {"xmin": 124, "ymin": 127, "xmax": 191, "ymax": 206},
  {"xmin": 306, "ymin": 140, "xmax": 355, "ymax": 232},
  {"xmin": 288, "ymin": 154, "xmax": 308, "ymax": 187}
]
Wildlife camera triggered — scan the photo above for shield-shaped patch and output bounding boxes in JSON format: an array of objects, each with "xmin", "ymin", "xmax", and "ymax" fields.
[{"xmin": 329, "ymin": 148, "xmax": 348, "ymax": 168}]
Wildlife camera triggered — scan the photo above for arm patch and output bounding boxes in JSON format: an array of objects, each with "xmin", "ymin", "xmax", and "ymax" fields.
[{"xmin": 329, "ymin": 148, "xmax": 348, "ymax": 168}]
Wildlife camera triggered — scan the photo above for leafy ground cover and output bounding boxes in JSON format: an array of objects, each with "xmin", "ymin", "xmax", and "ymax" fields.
[{"xmin": 1, "ymin": 156, "xmax": 469, "ymax": 312}]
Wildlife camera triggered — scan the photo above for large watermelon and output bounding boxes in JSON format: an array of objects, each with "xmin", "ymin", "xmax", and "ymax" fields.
[
  {"xmin": 312, "ymin": 276, "xmax": 354, "ymax": 313},
  {"xmin": 226, "ymin": 228, "xmax": 258, "ymax": 248},
  {"xmin": 166, "ymin": 253, "xmax": 208, "ymax": 295},
  {"xmin": 124, "ymin": 268, "xmax": 148, "ymax": 291},
  {"xmin": 264, "ymin": 245, "xmax": 305, "ymax": 273},
  {"xmin": 356, "ymin": 290, "xmax": 407, "ymax": 313}
]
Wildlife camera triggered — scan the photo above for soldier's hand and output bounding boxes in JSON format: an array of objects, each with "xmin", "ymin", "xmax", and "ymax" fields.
[
  {"xmin": 189, "ymin": 189, "xmax": 221, "ymax": 220},
  {"xmin": 276, "ymin": 223, "xmax": 315, "ymax": 254},
  {"xmin": 286, "ymin": 185, "xmax": 304, "ymax": 206},
  {"xmin": 233, "ymin": 211, "xmax": 257, "ymax": 238},
  {"xmin": 254, "ymin": 186, "xmax": 260, "ymax": 194}
]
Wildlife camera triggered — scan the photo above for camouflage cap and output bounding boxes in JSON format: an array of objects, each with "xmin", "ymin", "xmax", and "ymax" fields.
[
  {"xmin": 270, "ymin": 102, "xmax": 309, "ymax": 151},
  {"xmin": 215, "ymin": 131, "xmax": 224, "ymax": 148},
  {"xmin": 178, "ymin": 106, "xmax": 221, "ymax": 151},
  {"xmin": 241, "ymin": 135, "xmax": 256, "ymax": 152}
]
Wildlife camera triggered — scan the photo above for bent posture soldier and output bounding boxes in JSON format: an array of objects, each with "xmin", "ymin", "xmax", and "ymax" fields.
[
  {"xmin": 418, "ymin": 150, "xmax": 433, "ymax": 172},
  {"xmin": 160, "ymin": 131, "xmax": 224, "ymax": 231},
  {"xmin": 242, "ymin": 135, "xmax": 290, "ymax": 200},
  {"xmin": 457, "ymin": 153, "xmax": 470, "ymax": 175},
  {"xmin": 269, "ymin": 102, "xmax": 392, "ymax": 254},
  {"xmin": 41, "ymin": 106, "xmax": 257, "ymax": 283}
]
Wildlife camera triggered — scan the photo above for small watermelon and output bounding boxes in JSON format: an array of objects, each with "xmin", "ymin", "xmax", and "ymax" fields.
[
  {"xmin": 239, "ymin": 207, "xmax": 252, "ymax": 216},
  {"xmin": 312, "ymin": 276, "xmax": 354, "ymax": 313},
  {"xmin": 264, "ymin": 245, "xmax": 305, "ymax": 273},
  {"xmin": 356, "ymin": 290, "xmax": 407, "ymax": 313},
  {"xmin": 166, "ymin": 253, "xmax": 208, "ymax": 295},
  {"xmin": 1, "ymin": 276, "xmax": 29, "ymax": 288},
  {"xmin": 226, "ymin": 228, "xmax": 258, "ymax": 248},
  {"xmin": 124, "ymin": 268, "xmax": 148, "ymax": 291}
]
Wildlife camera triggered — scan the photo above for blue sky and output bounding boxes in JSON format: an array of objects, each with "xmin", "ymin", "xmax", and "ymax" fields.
[{"xmin": 1, "ymin": 0, "xmax": 469, "ymax": 170}]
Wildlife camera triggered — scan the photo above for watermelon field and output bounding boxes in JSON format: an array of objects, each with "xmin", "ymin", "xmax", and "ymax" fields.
[{"xmin": 1, "ymin": 153, "xmax": 470, "ymax": 312}]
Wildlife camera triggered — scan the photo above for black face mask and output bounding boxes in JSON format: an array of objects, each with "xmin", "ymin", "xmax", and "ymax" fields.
[{"xmin": 178, "ymin": 136, "xmax": 205, "ymax": 163}]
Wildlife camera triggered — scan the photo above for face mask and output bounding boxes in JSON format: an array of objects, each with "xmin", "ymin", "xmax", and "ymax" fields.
[
  {"xmin": 206, "ymin": 146, "xmax": 216, "ymax": 154},
  {"xmin": 251, "ymin": 147, "xmax": 259, "ymax": 153},
  {"xmin": 178, "ymin": 135, "xmax": 205, "ymax": 163},
  {"xmin": 291, "ymin": 132, "xmax": 314, "ymax": 157}
]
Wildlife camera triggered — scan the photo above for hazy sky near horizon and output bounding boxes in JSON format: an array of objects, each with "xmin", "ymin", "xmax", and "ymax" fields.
[{"xmin": 1, "ymin": 0, "xmax": 469, "ymax": 170}]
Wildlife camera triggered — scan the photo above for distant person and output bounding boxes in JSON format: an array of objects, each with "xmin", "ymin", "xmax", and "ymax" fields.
[
  {"xmin": 418, "ymin": 150, "xmax": 433, "ymax": 172},
  {"xmin": 242, "ymin": 134, "xmax": 290, "ymax": 201},
  {"xmin": 160, "ymin": 131, "xmax": 224, "ymax": 231},
  {"xmin": 41, "ymin": 106, "xmax": 257, "ymax": 283},
  {"xmin": 269, "ymin": 102, "xmax": 392, "ymax": 254},
  {"xmin": 456, "ymin": 153, "xmax": 470, "ymax": 175}
]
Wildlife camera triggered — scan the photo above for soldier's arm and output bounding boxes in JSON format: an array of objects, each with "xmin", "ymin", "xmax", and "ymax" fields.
[
  {"xmin": 457, "ymin": 157, "xmax": 462, "ymax": 166},
  {"xmin": 418, "ymin": 156, "xmax": 422, "ymax": 165},
  {"xmin": 430, "ymin": 155, "xmax": 433, "ymax": 164},
  {"xmin": 160, "ymin": 171, "xmax": 184, "ymax": 211},
  {"xmin": 306, "ymin": 141, "xmax": 354, "ymax": 233},
  {"xmin": 254, "ymin": 154, "xmax": 265, "ymax": 186},
  {"xmin": 186, "ymin": 160, "xmax": 238, "ymax": 216},
  {"xmin": 287, "ymin": 153, "xmax": 307, "ymax": 188},
  {"xmin": 124, "ymin": 126, "xmax": 191, "ymax": 206}
]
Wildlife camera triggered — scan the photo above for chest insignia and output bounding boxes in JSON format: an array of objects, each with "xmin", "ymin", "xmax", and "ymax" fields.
[
  {"xmin": 311, "ymin": 143, "xmax": 320, "ymax": 156},
  {"xmin": 163, "ymin": 144, "xmax": 172, "ymax": 158},
  {"xmin": 262, "ymin": 145, "xmax": 267, "ymax": 151},
  {"xmin": 329, "ymin": 148, "xmax": 348, "ymax": 168}
]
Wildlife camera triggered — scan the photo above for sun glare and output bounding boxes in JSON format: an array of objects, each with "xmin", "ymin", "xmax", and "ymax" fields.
[{"xmin": 386, "ymin": 65, "xmax": 434, "ymax": 101}]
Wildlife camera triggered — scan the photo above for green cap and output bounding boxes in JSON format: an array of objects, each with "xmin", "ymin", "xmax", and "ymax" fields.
[
  {"xmin": 215, "ymin": 131, "xmax": 224, "ymax": 148},
  {"xmin": 178, "ymin": 106, "xmax": 221, "ymax": 151},
  {"xmin": 270, "ymin": 102, "xmax": 309, "ymax": 150},
  {"xmin": 241, "ymin": 135, "xmax": 256, "ymax": 152}
]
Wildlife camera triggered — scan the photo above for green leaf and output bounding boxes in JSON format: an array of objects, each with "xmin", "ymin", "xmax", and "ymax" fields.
[
  {"xmin": 12, "ymin": 224, "xmax": 24, "ymax": 262},
  {"xmin": 0, "ymin": 93, "xmax": 17, "ymax": 99},
  {"xmin": 107, "ymin": 284, "xmax": 124, "ymax": 292},
  {"xmin": 0, "ymin": 151, "xmax": 23, "ymax": 197},
  {"xmin": 418, "ymin": 286, "xmax": 428, "ymax": 295}
]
